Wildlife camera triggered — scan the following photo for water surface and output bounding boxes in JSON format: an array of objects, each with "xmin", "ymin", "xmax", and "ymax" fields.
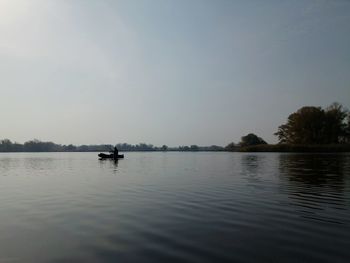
[{"xmin": 0, "ymin": 152, "xmax": 349, "ymax": 263}]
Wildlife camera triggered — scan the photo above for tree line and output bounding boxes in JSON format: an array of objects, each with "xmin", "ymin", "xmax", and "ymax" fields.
[
  {"xmin": 0, "ymin": 139, "xmax": 114, "ymax": 152},
  {"xmin": 1, "ymin": 103, "xmax": 349, "ymax": 153},
  {"xmin": 0, "ymin": 139, "xmax": 224, "ymax": 152},
  {"xmin": 113, "ymin": 143, "xmax": 224, "ymax": 152}
]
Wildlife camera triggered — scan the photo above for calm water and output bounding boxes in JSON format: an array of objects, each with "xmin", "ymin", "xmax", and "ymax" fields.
[{"xmin": 0, "ymin": 152, "xmax": 349, "ymax": 263}]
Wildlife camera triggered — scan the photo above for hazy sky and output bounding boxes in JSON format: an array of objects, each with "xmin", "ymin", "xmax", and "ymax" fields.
[{"xmin": 1, "ymin": 0, "xmax": 349, "ymax": 146}]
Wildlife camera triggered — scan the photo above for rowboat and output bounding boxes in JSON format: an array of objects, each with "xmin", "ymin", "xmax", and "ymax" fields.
[{"xmin": 98, "ymin": 153, "xmax": 124, "ymax": 159}]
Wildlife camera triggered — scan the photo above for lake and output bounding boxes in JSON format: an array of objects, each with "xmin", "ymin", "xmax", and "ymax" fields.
[{"xmin": 0, "ymin": 152, "xmax": 349, "ymax": 263}]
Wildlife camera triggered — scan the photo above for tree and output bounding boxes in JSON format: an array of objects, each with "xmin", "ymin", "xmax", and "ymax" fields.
[
  {"xmin": 161, "ymin": 145, "xmax": 168, "ymax": 151},
  {"xmin": 324, "ymin": 103, "xmax": 348, "ymax": 143},
  {"xmin": 275, "ymin": 103, "xmax": 348, "ymax": 144},
  {"xmin": 190, "ymin": 145, "xmax": 199, "ymax": 151},
  {"xmin": 179, "ymin": 146, "xmax": 190, "ymax": 151},
  {"xmin": 275, "ymin": 106, "xmax": 325, "ymax": 144},
  {"xmin": 0, "ymin": 139, "xmax": 13, "ymax": 152},
  {"xmin": 240, "ymin": 133, "xmax": 267, "ymax": 147},
  {"xmin": 345, "ymin": 113, "xmax": 350, "ymax": 143},
  {"xmin": 225, "ymin": 142, "xmax": 237, "ymax": 151}
]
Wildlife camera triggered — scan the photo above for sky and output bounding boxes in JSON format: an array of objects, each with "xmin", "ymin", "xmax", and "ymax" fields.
[{"xmin": 0, "ymin": 0, "xmax": 349, "ymax": 146}]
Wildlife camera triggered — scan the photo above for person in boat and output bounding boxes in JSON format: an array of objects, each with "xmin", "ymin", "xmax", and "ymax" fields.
[{"xmin": 113, "ymin": 146, "xmax": 119, "ymax": 159}]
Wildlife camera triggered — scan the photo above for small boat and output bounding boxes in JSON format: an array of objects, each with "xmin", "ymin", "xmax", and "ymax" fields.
[{"xmin": 98, "ymin": 153, "xmax": 124, "ymax": 159}]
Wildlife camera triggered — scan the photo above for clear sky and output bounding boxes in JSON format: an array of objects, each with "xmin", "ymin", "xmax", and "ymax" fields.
[{"xmin": 1, "ymin": 0, "xmax": 349, "ymax": 146}]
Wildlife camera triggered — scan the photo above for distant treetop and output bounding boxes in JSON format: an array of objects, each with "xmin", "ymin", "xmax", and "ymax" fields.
[{"xmin": 240, "ymin": 133, "xmax": 267, "ymax": 147}]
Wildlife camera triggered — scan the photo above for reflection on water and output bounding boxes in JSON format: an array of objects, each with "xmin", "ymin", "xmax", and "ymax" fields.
[
  {"xmin": 240, "ymin": 154, "xmax": 267, "ymax": 182},
  {"xmin": 0, "ymin": 152, "xmax": 349, "ymax": 263},
  {"xmin": 279, "ymin": 154, "xmax": 347, "ymax": 187},
  {"xmin": 278, "ymin": 154, "xmax": 349, "ymax": 225},
  {"xmin": 99, "ymin": 159, "xmax": 119, "ymax": 173}
]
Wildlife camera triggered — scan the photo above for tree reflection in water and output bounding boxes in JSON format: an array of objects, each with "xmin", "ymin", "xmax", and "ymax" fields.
[{"xmin": 278, "ymin": 153, "xmax": 350, "ymax": 224}]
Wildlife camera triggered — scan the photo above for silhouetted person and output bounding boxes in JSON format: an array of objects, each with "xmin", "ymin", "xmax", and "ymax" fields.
[{"xmin": 113, "ymin": 146, "xmax": 119, "ymax": 159}]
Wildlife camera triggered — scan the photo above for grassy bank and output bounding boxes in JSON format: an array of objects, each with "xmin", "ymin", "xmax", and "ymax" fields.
[{"xmin": 237, "ymin": 144, "xmax": 350, "ymax": 153}]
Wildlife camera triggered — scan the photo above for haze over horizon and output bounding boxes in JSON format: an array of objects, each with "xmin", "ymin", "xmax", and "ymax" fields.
[{"xmin": 1, "ymin": 0, "xmax": 349, "ymax": 146}]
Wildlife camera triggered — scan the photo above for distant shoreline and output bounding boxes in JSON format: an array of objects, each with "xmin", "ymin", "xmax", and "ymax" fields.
[
  {"xmin": 236, "ymin": 144, "xmax": 350, "ymax": 153},
  {"xmin": 1, "ymin": 139, "xmax": 350, "ymax": 153},
  {"xmin": 0, "ymin": 144, "xmax": 349, "ymax": 153}
]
